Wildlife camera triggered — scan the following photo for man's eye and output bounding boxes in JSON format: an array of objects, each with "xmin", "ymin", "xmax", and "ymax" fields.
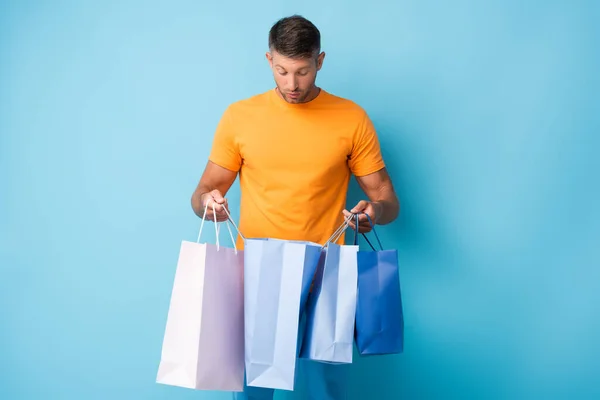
[
  {"xmin": 278, "ymin": 71, "xmax": 287, "ymax": 76},
  {"xmin": 298, "ymin": 71, "xmax": 308, "ymax": 76}
]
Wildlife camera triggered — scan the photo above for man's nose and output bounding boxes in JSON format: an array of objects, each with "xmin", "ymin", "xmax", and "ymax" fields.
[{"xmin": 287, "ymin": 76, "xmax": 298, "ymax": 91}]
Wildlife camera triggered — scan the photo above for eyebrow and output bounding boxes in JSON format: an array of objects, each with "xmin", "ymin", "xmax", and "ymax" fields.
[{"xmin": 274, "ymin": 64, "xmax": 309, "ymax": 72}]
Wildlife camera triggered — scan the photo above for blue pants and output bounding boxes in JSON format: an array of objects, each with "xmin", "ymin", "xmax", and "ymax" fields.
[{"xmin": 232, "ymin": 360, "xmax": 349, "ymax": 400}]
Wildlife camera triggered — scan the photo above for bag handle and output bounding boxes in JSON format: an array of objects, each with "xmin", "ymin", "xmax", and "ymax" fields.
[
  {"xmin": 352, "ymin": 213, "xmax": 383, "ymax": 251},
  {"xmin": 323, "ymin": 212, "xmax": 382, "ymax": 251},
  {"xmin": 197, "ymin": 203, "xmax": 243, "ymax": 253},
  {"xmin": 221, "ymin": 205, "xmax": 245, "ymax": 241},
  {"xmin": 323, "ymin": 214, "xmax": 355, "ymax": 247}
]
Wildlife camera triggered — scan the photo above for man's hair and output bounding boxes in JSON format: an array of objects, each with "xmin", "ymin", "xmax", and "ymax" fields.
[{"xmin": 268, "ymin": 15, "xmax": 320, "ymax": 59}]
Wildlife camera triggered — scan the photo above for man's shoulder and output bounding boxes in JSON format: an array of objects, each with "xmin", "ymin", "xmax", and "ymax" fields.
[
  {"xmin": 321, "ymin": 90, "xmax": 369, "ymax": 118},
  {"xmin": 227, "ymin": 90, "xmax": 272, "ymax": 112}
]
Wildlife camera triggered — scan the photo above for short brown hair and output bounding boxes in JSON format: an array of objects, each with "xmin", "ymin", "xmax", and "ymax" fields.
[{"xmin": 268, "ymin": 15, "xmax": 321, "ymax": 58}]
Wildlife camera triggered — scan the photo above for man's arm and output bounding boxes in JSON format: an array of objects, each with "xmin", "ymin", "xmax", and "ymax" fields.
[
  {"xmin": 191, "ymin": 161, "xmax": 238, "ymax": 221},
  {"xmin": 343, "ymin": 167, "xmax": 400, "ymax": 233}
]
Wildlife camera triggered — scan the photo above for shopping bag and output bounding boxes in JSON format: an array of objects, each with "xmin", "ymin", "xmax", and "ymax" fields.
[
  {"xmin": 300, "ymin": 220, "xmax": 358, "ymax": 364},
  {"xmin": 244, "ymin": 238, "xmax": 322, "ymax": 391},
  {"xmin": 354, "ymin": 213, "xmax": 404, "ymax": 356},
  {"xmin": 156, "ymin": 205, "xmax": 245, "ymax": 391}
]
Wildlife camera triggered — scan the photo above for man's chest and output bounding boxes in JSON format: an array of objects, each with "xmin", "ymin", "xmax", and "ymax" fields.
[{"xmin": 238, "ymin": 114, "xmax": 355, "ymax": 175}]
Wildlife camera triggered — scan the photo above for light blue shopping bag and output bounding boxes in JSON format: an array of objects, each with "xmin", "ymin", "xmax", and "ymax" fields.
[
  {"xmin": 353, "ymin": 213, "xmax": 404, "ymax": 356},
  {"xmin": 299, "ymin": 220, "xmax": 358, "ymax": 364},
  {"xmin": 243, "ymin": 238, "xmax": 321, "ymax": 391}
]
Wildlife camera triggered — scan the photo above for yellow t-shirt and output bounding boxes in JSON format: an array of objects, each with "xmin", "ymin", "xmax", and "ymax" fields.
[{"xmin": 208, "ymin": 88, "xmax": 385, "ymax": 248}]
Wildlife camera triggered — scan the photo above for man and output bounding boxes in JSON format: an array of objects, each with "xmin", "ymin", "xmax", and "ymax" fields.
[{"xmin": 191, "ymin": 15, "xmax": 399, "ymax": 400}]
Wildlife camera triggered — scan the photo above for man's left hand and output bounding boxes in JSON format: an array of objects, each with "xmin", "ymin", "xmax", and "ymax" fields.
[{"xmin": 342, "ymin": 200, "xmax": 382, "ymax": 233}]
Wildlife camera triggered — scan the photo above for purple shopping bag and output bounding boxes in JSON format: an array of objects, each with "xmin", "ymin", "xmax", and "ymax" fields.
[{"xmin": 157, "ymin": 205, "xmax": 245, "ymax": 391}]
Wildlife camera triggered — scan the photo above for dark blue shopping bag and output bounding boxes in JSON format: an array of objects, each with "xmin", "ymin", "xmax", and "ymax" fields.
[{"xmin": 353, "ymin": 214, "xmax": 404, "ymax": 355}]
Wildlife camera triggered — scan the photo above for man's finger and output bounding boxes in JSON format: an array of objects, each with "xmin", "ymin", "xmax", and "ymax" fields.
[
  {"xmin": 342, "ymin": 210, "xmax": 358, "ymax": 226},
  {"xmin": 205, "ymin": 196, "xmax": 227, "ymax": 210},
  {"xmin": 356, "ymin": 213, "xmax": 368, "ymax": 222},
  {"xmin": 350, "ymin": 200, "xmax": 368, "ymax": 214},
  {"xmin": 202, "ymin": 195, "xmax": 229, "ymax": 221},
  {"xmin": 361, "ymin": 214, "xmax": 376, "ymax": 224},
  {"xmin": 216, "ymin": 215, "xmax": 229, "ymax": 222},
  {"xmin": 210, "ymin": 189, "xmax": 225, "ymax": 203}
]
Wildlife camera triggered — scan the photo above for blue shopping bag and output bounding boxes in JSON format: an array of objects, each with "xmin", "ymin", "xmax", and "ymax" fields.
[
  {"xmin": 300, "ymin": 221, "xmax": 358, "ymax": 364},
  {"xmin": 353, "ymin": 214, "xmax": 404, "ymax": 356},
  {"xmin": 243, "ymin": 238, "xmax": 322, "ymax": 391}
]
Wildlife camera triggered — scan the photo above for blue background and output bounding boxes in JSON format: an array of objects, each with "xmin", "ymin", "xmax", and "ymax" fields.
[{"xmin": 1, "ymin": 0, "xmax": 599, "ymax": 399}]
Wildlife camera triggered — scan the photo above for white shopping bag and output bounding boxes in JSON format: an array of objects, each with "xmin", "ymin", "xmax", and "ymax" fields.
[{"xmin": 157, "ymin": 205, "xmax": 244, "ymax": 391}]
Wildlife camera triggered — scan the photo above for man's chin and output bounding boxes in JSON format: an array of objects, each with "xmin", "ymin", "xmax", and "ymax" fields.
[{"xmin": 283, "ymin": 94, "xmax": 305, "ymax": 103}]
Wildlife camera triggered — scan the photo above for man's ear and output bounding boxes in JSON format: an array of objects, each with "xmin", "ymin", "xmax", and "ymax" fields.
[
  {"xmin": 316, "ymin": 51, "xmax": 326, "ymax": 71},
  {"xmin": 266, "ymin": 52, "xmax": 274, "ymax": 67}
]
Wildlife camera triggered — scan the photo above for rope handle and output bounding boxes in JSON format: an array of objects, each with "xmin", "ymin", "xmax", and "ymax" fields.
[{"xmin": 196, "ymin": 202, "xmax": 243, "ymax": 253}]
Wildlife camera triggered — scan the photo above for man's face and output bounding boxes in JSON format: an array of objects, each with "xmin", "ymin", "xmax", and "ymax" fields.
[{"xmin": 266, "ymin": 50, "xmax": 325, "ymax": 104}]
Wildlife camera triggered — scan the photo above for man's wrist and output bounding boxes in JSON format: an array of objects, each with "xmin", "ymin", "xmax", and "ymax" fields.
[{"xmin": 371, "ymin": 201, "xmax": 384, "ymax": 224}]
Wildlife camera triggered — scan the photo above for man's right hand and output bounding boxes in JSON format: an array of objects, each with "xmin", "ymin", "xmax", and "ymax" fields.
[{"xmin": 200, "ymin": 189, "xmax": 230, "ymax": 222}]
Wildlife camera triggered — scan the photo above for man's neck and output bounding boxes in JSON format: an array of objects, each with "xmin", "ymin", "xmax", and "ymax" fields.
[{"xmin": 303, "ymin": 86, "xmax": 321, "ymax": 103}]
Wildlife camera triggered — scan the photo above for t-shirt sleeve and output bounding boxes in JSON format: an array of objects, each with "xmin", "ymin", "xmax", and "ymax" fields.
[
  {"xmin": 348, "ymin": 111, "xmax": 386, "ymax": 176},
  {"xmin": 208, "ymin": 106, "xmax": 242, "ymax": 172}
]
